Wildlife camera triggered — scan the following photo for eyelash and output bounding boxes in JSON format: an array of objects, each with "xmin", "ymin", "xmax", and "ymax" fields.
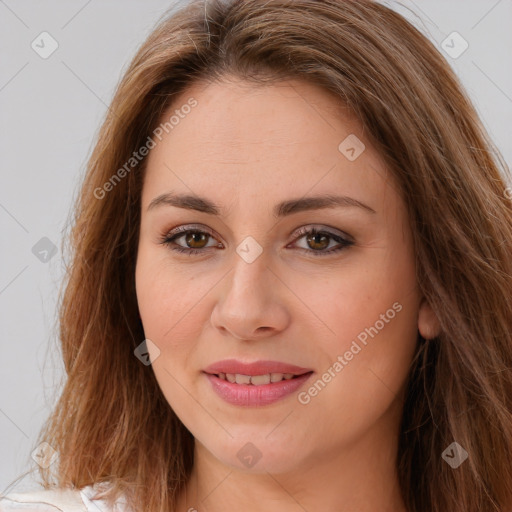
[{"xmin": 159, "ymin": 224, "xmax": 354, "ymax": 257}]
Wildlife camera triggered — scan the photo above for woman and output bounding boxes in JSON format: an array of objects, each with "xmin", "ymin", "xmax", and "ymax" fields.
[{"xmin": 2, "ymin": 0, "xmax": 511, "ymax": 511}]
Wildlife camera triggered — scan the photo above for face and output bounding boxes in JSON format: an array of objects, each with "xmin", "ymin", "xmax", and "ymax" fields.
[{"xmin": 135, "ymin": 76, "xmax": 437, "ymax": 474}]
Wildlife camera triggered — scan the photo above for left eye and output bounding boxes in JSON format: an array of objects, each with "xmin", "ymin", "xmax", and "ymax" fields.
[{"xmin": 159, "ymin": 225, "xmax": 354, "ymax": 257}]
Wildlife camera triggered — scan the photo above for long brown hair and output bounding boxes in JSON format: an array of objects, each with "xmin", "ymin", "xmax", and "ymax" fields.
[{"xmin": 10, "ymin": 1, "xmax": 512, "ymax": 511}]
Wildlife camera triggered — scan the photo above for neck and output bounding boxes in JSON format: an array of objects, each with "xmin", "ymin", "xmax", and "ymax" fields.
[{"xmin": 176, "ymin": 400, "xmax": 408, "ymax": 512}]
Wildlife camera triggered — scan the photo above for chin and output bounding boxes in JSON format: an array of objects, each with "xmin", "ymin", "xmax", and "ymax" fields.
[{"xmin": 204, "ymin": 433, "xmax": 308, "ymax": 474}]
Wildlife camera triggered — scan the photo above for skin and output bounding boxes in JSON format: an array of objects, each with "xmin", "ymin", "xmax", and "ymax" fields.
[{"xmin": 135, "ymin": 76, "xmax": 440, "ymax": 512}]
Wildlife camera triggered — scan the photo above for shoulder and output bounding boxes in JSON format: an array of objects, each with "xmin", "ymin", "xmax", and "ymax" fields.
[
  {"xmin": 0, "ymin": 486, "xmax": 86, "ymax": 512},
  {"xmin": 0, "ymin": 484, "xmax": 126, "ymax": 512}
]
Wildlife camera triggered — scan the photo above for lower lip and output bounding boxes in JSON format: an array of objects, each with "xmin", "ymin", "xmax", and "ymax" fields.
[{"xmin": 204, "ymin": 372, "xmax": 314, "ymax": 406}]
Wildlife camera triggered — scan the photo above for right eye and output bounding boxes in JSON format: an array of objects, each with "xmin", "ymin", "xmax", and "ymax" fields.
[{"xmin": 159, "ymin": 225, "xmax": 222, "ymax": 256}]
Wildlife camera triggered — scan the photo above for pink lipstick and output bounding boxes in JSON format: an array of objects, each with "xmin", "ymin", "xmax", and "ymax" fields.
[{"xmin": 203, "ymin": 359, "xmax": 314, "ymax": 406}]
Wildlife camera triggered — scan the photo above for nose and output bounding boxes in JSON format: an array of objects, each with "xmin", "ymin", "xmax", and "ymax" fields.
[{"xmin": 210, "ymin": 256, "xmax": 290, "ymax": 341}]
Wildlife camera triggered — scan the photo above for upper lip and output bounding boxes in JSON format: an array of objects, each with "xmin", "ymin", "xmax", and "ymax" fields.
[{"xmin": 203, "ymin": 359, "xmax": 313, "ymax": 376}]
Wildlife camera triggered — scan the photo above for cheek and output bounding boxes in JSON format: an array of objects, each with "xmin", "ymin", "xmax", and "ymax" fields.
[
  {"xmin": 294, "ymin": 244, "xmax": 418, "ymax": 404},
  {"xmin": 293, "ymin": 248, "xmax": 417, "ymax": 349},
  {"xmin": 135, "ymin": 254, "xmax": 202, "ymax": 412},
  {"xmin": 320, "ymin": 297, "xmax": 418, "ymax": 428},
  {"xmin": 135, "ymin": 249, "xmax": 188, "ymax": 348},
  {"xmin": 135, "ymin": 247, "xmax": 218, "ymax": 365},
  {"xmin": 296, "ymin": 287, "xmax": 418, "ymax": 444}
]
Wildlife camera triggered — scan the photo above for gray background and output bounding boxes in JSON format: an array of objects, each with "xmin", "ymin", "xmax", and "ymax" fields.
[{"xmin": 1, "ymin": 0, "xmax": 511, "ymax": 494}]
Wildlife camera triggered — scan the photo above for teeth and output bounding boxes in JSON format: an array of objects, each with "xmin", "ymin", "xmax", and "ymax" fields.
[
  {"xmin": 235, "ymin": 374, "xmax": 251, "ymax": 385},
  {"xmin": 218, "ymin": 372, "xmax": 298, "ymax": 385},
  {"xmin": 250, "ymin": 374, "xmax": 271, "ymax": 385}
]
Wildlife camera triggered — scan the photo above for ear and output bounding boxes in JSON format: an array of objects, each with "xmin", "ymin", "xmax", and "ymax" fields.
[{"xmin": 418, "ymin": 297, "xmax": 441, "ymax": 340}]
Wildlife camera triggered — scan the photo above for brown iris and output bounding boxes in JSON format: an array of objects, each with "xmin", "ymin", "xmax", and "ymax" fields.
[
  {"xmin": 185, "ymin": 231, "xmax": 209, "ymax": 249},
  {"xmin": 306, "ymin": 231, "xmax": 330, "ymax": 251}
]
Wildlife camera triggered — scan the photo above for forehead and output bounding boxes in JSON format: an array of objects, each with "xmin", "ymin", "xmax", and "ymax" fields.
[
  {"xmin": 157, "ymin": 76, "xmax": 359, "ymax": 154},
  {"xmin": 141, "ymin": 77, "xmax": 392, "ymax": 214}
]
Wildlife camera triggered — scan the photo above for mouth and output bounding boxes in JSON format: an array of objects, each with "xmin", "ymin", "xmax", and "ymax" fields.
[
  {"xmin": 203, "ymin": 371, "xmax": 314, "ymax": 407},
  {"xmin": 206, "ymin": 371, "xmax": 313, "ymax": 385},
  {"xmin": 202, "ymin": 360, "xmax": 314, "ymax": 406},
  {"xmin": 203, "ymin": 358, "xmax": 313, "ymax": 378}
]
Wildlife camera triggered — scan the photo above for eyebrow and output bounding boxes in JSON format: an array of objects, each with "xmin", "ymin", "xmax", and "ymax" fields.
[{"xmin": 147, "ymin": 192, "xmax": 376, "ymax": 216}]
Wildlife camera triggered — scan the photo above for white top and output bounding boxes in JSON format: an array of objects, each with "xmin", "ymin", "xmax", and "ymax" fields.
[{"xmin": 0, "ymin": 484, "xmax": 130, "ymax": 512}]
